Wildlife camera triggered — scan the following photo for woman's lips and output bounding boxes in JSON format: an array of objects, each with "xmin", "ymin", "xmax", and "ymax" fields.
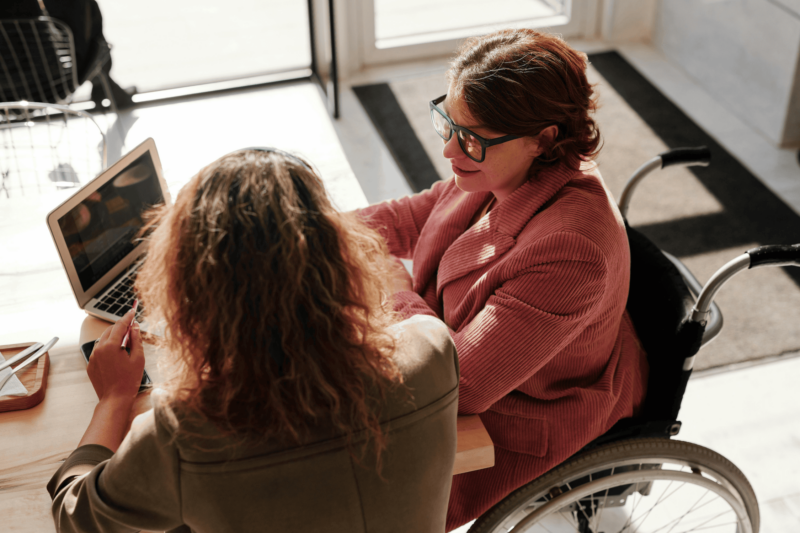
[{"xmin": 452, "ymin": 164, "xmax": 479, "ymax": 176}]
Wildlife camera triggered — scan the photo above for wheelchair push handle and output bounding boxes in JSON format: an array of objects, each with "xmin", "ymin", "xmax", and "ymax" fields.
[
  {"xmin": 681, "ymin": 244, "xmax": 800, "ymax": 371},
  {"xmin": 747, "ymin": 244, "xmax": 800, "ymax": 268},
  {"xmin": 618, "ymin": 146, "xmax": 710, "ymax": 218},
  {"xmin": 692, "ymin": 243, "xmax": 800, "ymax": 322},
  {"xmin": 658, "ymin": 146, "xmax": 711, "ymax": 169}
]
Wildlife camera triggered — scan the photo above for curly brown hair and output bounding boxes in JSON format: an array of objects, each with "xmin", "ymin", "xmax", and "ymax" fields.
[
  {"xmin": 136, "ymin": 149, "xmax": 402, "ymax": 453},
  {"xmin": 448, "ymin": 28, "xmax": 601, "ymax": 176}
]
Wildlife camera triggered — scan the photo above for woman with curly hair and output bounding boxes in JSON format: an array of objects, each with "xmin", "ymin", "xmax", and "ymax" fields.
[
  {"xmin": 359, "ymin": 29, "xmax": 649, "ymax": 530},
  {"xmin": 47, "ymin": 149, "xmax": 459, "ymax": 532}
]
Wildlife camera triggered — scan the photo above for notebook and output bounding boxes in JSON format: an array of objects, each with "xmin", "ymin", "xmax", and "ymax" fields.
[{"xmin": 46, "ymin": 138, "xmax": 171, "ymax": 326}]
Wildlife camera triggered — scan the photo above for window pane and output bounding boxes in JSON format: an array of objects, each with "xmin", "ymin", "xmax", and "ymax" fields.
[
  {"xmin": 375, "ymin": 0, "xmax": 567, "ymax": 47},
  {"xmin": 97, "ymin": 0, "xmax": 311, "ymax": 92}
]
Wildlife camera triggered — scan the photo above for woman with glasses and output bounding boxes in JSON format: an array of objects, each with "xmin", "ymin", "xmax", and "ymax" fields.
[
  {"xmin": 47, "ymin": 149, "xmax": 460, "ymax": 532},
  {"xmin": 359, "ymin": 29, "xmax": 649, "ymax": 531}
]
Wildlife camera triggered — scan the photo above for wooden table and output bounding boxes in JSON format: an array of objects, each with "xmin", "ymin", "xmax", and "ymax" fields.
[{"xmin": 0, "ymin": 316, "xmax": 493, "ymax": 532}]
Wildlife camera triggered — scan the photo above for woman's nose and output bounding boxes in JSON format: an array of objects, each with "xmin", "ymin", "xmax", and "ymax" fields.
[{"xmin": 442, "ymin": 134, "xmax": 463, "ymax": 160}]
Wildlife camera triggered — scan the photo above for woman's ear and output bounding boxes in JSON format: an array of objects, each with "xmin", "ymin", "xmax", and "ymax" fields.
[
  {"xmin": 539, "ymin": 125, "xmax": 558, "ymax": 144},
  {"xmin": 527, "ymin": 125, "xmax": 559, "ymax": 158},
  {"xmin": 533, "ymin": 125, "xmax": 559, "ymax": 157}
]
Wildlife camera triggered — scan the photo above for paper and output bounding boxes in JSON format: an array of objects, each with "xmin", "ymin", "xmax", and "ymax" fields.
[{"xmin": 0, "ymin": 350, "xmax": 30, "ymax": 397}]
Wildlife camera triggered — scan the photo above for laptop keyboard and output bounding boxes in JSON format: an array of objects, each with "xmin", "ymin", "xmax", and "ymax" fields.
[{"xmin": 94, "ymin": 264, "xmax": 145, "ymax": 319}]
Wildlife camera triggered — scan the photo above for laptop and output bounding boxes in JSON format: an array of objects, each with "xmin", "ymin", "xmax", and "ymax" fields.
[{"xmin": 46, "ymin": 138, "xmax": 171, "ymax": 326}]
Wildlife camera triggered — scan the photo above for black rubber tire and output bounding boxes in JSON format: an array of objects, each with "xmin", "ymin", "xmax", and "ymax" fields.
[{"xmin": 468, "ymin": 438, "xmax": 759, "ymax": 533}]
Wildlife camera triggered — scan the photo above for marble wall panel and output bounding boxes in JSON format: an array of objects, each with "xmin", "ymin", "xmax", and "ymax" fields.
[{"xmin": 654, "ymin": 0, "xmax": 800, "ymax": 146}]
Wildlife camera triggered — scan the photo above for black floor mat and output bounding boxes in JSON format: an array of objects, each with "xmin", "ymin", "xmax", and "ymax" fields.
[
  {"xmin": 589, "ymin": 51, "xmax": 800, "ymax": 288},
  {"xmin": 352, "ymin": 84, "xmax": 441, "ymax": 192}
]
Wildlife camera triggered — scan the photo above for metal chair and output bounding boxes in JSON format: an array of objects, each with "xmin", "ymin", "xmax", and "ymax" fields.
[
  {"xmin": 0, "ymin": 14, "xmax": 119, "ymax": 113},
  {"xmin": 0, "ymin": 102, "xmax": 106, "ymax": 199}
]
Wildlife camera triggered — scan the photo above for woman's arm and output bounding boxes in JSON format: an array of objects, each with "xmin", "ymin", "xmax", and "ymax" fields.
[
  {"xmin": 48, "ymin": 407, "xmax": 184, "ymax": 533},
  {"xmin": 358, "ymin": 179, "xmax": 449, "ymax": 259},
  {"xmin": 390, "ymin": 232, "xmax": 609, "ymax": 414},
  {"xmin": 46, "ymin": 312, "xmax": 184, "ymax": 532},
  {"xmin": 79, "ymin": 309, "xmax": 146, "ymax": 452}
]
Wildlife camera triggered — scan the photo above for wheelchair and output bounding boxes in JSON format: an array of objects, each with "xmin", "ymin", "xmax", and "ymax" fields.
[{"xmin": 467, "ymin": 147, "xmax": 800, "ymax": 533}]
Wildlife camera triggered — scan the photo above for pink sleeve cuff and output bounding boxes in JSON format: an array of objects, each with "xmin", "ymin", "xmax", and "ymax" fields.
[{"xmin": 391, "ymin": 290, "xmax": 440, "ymax": 320}]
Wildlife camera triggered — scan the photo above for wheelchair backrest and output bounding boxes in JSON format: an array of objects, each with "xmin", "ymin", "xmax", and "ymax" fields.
[{"xmin": 625, "ymin": 224, "xmax": 705, "ymax": 422}]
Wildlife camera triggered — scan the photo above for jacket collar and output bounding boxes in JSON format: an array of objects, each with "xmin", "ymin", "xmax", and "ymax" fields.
[{"xmin": 436, "ymin": 163, "xmax": 576, "ymax": 293}]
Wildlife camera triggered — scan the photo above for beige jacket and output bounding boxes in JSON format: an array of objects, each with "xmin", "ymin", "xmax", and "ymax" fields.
[{"xmin": 47, "ymin": 315, "xmax": 459, "ymax": 533}]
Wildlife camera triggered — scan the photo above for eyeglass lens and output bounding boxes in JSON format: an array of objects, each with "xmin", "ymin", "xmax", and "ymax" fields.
[
  {"xmin": 431, "ymin": 107, "xmax": 484, "ymax": 162},
  {"xmin": 457, "ymin": 130, "xmax": 483, "ymax": 161},
  {"xmin": 431, "ymin": 108, "xmax": 452, "ymax": 140}
]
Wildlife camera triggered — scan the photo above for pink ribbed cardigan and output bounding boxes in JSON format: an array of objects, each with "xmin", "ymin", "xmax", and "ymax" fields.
[{"xmin": 359, "ymin": 162, "xmax": 649, "ymax": 531}]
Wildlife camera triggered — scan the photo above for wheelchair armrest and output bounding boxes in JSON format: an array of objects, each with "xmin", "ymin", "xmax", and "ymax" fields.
[{"xmin": 661, "ymin": 251, "xmax": 723, "ymax": 349}]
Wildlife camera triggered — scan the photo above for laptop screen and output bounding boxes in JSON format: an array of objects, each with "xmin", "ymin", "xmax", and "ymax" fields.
[{"xmin": 57, "ymin": 152, "xmax": 165, "ymax": 292}]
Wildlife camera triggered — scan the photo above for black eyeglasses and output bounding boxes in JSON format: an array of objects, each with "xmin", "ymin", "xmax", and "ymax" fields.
[{"xmin": 429, "ymin": 95, "xmax": 519, "ymax": 163}]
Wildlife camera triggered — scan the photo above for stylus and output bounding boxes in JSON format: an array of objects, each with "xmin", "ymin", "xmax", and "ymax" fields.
[{"xmin": 120, "ymin": 299, "xmax": 139, "ymax": 350}]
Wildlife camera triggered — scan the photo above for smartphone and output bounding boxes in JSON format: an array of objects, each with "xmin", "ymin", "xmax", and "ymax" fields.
[{"xmin": 80, "ymin": 340, "xmax": 152, "ymax": 393}]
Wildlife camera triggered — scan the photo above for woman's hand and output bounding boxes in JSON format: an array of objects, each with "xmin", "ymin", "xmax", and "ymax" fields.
[
  {"xmin": 88, "ymin": 309, "xmax": 146, "ymax": 403},
  {"xmin": 78, "ymin": 310, "xmax": 147, "ymax": 452},
  {"xmin": 388, "ymin": 256, "xmax": 413, "ymax": 293}
]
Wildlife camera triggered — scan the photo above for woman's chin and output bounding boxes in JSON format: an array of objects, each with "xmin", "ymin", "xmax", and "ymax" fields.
[{"xmin": 454, "ymin": 174, "xmax": 484, "ymax": 193}]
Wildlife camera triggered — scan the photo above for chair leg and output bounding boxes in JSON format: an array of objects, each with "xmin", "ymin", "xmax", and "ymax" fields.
[
  {"xmin": 96, "ymin": 71, "xmax": 119, "ymax": 115},
  {"xmin": 1, "ymin": 170, "xmax": 10, "ymax": 199}
]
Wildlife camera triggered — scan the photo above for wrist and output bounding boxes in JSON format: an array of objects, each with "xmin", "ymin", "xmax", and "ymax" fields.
[
  {"xmin": 81, "ymin": 393, "xmax": 138, "ymax": 452},
  {"xmin": 97, "ymin": 394, "xmax": 136, "ymax": 411}
]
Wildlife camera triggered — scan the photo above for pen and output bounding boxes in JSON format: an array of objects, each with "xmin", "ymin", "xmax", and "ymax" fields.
[{"xmin": 120, "ymin": 299, "xmax": 139, "ymax": 350}]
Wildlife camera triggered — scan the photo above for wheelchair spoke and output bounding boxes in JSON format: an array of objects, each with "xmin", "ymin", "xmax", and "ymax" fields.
[
  {"xmin": 636, "ymin": 487, "xmax": 730, "ymax": 533},
  {"xmin": 556, "ymin": 504, "xmax": 579, "ymax": 530},
  {"xmin": 684, "ymin": 510, "xmax": 739, "ymax": 532},
  {"xmin": 622, "ymin": 472, "xmax": 700, "ymax": 531},
  {"xmin": 624, "ymin": 478, "xmax": 686, "ymax": 532},
  {"xmin": 654, "ymin": 496, "xmax": 733, "ymax": 533},
  {"xmin": 662, "ymin": 489, "xmax": 712, "ymax": 533},
  {"xmin": 593, "ymin": 466, "xmax": 615, "ymax": 533},
  {"xmin": 474, "ymin": 440, "xmax": 757, "ymax": 533},
  {"xmin": 560, "ymin": 479, "xmax": 597, "ymax": 532},
  {"xmin": 575, "ymin": 500, "xmax": 595, "ymax": 531},
  {"xmin": 621, "ymin": 480, "xmax": 649, "ymax": 532},
  {"xmin": 685, "ymin": 520, "xmax": 739, "ymax": 532}
]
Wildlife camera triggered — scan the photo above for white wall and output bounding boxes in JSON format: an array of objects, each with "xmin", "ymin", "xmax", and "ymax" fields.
[
  {"xmin": 653, "ymin": 0, "xmax": 800, "ymax": 147},
  {"xmin": 601, "ymin": 0, "xmax": 658, "ymax": 42}
]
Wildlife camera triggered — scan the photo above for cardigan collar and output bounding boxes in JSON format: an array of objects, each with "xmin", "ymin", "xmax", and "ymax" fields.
[{"xmin": 436, "ymin": 163, "xmax": 576, "ymax": 293}]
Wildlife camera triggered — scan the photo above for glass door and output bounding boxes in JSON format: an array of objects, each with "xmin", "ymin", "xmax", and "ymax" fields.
[
  {"xmin": 94, "ymin": 0, "xmax": 339, "ymax": 117},
  {"xmin": 360, "ymin": 0, "xmax": 594, "ymax": 65},
  {"xmin": 97, "ymin": 0, "xmax": 312, "ymax": 93}
]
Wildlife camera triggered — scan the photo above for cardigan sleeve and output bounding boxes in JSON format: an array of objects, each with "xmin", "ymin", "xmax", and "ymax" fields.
[
  {"xmin": 390, "ymin": 232, "xmax": 609, "ymax": 415},
  {"xmin": 358, "ymin": 179, "xmax": 448, "ymax": 259},
  {"xmin": 47, "ymin": 407, "xmax": 185, "ymax": 532}
]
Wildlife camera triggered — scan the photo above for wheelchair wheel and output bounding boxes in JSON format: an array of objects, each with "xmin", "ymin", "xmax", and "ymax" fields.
[{"xmin": 468, "ymin": 438, "xmax": 759, "ymax": 533}]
